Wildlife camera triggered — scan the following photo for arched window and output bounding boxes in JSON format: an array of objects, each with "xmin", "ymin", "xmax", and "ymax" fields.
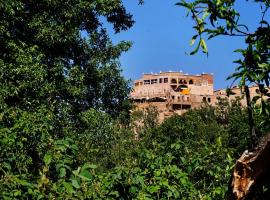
[
  {"xmin": 203, "ymin": 97, "xmax": 207, "ymax": 102},
  {"xmin": 171, "ymin": 78, "xmax": 177, "ymax": 84},
  {"xmin": 189, "ymin": 80, "xmax": 194, "ymax": 84}
]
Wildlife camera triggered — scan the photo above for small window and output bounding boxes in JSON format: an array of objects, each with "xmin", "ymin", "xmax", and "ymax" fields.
[
  {"xmin": 164, "ymin": 78, "xmax": 168, "ymax": 83},
  {"xmin": 183, "ymin": 80, "xmax": 187, "ymax": 84},
  {"xmin": 159, "ymin": 78, "xmax": 163, "ymax": 83},
  {"xmin": 179, "ymin": 79, "xmax": 183, "ymax": 84},
  {"xmin": 151, "ymin": 79, "xmax": 157, "ymax": 84},
  {"xmin": 172, "ymin": 96, "xmax": 175, "ymax": 100},
  {"xmin": 203, "ymin": 97, "xmax": 207, "ymax": 102},
  {"xmin": 144, "ymin": 80, "xmax": 150, "ymax": 85},
  {"xmin": 189, "ymin": 80, "xmax": 194, "ymax": 84},
  {"xmin": 135, "ymin": 82, "xmax": 139, "ymax": 87},
  {"xmin": 171, "ymin": 78, "xmax": 177, "ymax": 84},
  {"xmin": 182, "ymin": 104, "xmax": 191, "ymax": 110},
  {"xmin": 208, "ymin": 97, "xmax": 211, "ymax": 103},
  {"xmin": 172, "ymin": 104, "xmax": 182, "ymax": 110}
]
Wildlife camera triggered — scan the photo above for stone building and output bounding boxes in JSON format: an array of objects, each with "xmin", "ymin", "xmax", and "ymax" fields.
[
  {"xmin": 131, "ymin": 71, "xmax": 215, "ymax": 121},
  {"xmin": 214, "ymin": 85, "xmax": 259, "ymax": 104},
  {"xmin": 131, "ymin": 71, "xmax": 268, "ymax": 122}
]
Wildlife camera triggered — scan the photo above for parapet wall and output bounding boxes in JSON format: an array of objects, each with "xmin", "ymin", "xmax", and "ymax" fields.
[{"xmin": 132, "ymin": 71, "xmax": 214, "ymax": 98}]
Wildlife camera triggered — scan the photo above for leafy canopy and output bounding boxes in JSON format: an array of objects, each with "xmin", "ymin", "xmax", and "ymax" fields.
[
  {"xmin": 0, "ymin": 0, "xmax": 134, "ymax": 177},
  {"xmin": 177, "ymin": 0, "xmax": 270, "ymax": 143}
]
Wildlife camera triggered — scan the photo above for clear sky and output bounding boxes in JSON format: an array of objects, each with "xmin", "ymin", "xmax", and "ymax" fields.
[{"xmin": 107, "ymin": 0, "xmax": 268, "ymax": 90}]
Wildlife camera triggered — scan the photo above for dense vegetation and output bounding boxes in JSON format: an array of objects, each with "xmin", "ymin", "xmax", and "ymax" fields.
[
  {"xmin": 0, "ymin": 0, "xmax": 269, "ymax": 199},
  {"xmin": 2, "ymin": 93, "xmax": 268, "ymax": 199},
  {"xmin": 177, "ymin": 0, "xmax": 270, "ymax": 147}
]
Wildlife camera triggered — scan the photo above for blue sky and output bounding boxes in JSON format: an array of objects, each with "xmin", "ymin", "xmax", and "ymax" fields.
[{"xmin": 107, "ymin": 0, "xmax": 268, "ymax": 89}]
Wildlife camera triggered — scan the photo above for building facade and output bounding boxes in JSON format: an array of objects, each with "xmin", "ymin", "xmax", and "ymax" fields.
[
  {"xmin": 131, "ymin": 71, "xmax": 267, "ymax": 122},
  {"xmin": 131, "ymin": 71, "xmax": 215, "ymax": 121}
]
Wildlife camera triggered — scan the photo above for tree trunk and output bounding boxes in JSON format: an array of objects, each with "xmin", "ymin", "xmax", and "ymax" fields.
[
  {"xmin": 226, "ymin": 134, "xmax": 270, "ymax": 200},
  {"xmin": 244, "ymin": 85, "xmax": 257, "ymax": 148}
]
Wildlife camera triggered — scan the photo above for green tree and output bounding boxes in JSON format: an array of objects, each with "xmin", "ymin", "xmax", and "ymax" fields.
[
  {"xmin": 0, "ymin": 0, "xmax": 134, "ymax": 188},
  {"xmin": 177, "ymin": 0, "xmax": 270, "ymax": 147}
]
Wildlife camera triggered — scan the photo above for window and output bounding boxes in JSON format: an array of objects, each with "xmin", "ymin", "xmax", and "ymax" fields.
[
  {"xmin": 171, "ymin": 78, "xmax": 177, "ymax": 84},
  {"xmin": 172, "ymin": 104, "xmax": 191, "ymax": 110},
  {"xmin": 172, "ymin": 95, "xmax": 175, "ymax": 100},
  {"xmin": 179, "ymin": 79, "xmax": 187, "ymax": 84},
  {"xmin": 135, "ymin": 82, "xmax": 139, "ymax": 87},
  {"xmin": 208, "ymin": 97, "xmax": 211, "ymax": 103},
  {"xmin": 144, "ymin": 80, "xmax": 150, "ymax": 85},
  {"xmin": 151, "ymin": 79, "xmax": 157, "ymax": 84},
  {"xmin": 172, "ymin": 104, "xmax": 181, "ymax": 110},
  {"xmin": 182, "ymin": 104, "xmax": 191, "ymax": 110},
  {"xmin": 164, "ymin": 78, "xmax": 168, "ymax": 83},
  {"xmin": 159, "ymin": 78, "xmax": 163, "ymax": 83},
  {"xmin": 203, "ymin": 97, "xmax": 207, "ymax": 102},
  {"xmin": 189, "ymin": 80, "xmax": 194, "ymax": 84}
]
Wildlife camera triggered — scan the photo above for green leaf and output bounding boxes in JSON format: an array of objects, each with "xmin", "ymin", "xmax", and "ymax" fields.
[
  {"xmin": 180, "ymin": 177, "xmax": 187, "ymax": 185},
  {"xmin": 14, "ymin": 190, "xmax": 21, "ymax": 197},
  {"xmin": 44, "ymin": 154, "xmax": 52, "ymax": 166},
  {"xmin": 200, "ymin": 39, "xmax": 208, "ymax": 53},
  {"xmin": 189, "ymin": 35, "xmax": 198, "ymax": 46},
  {"xmin": 81, "ymin": 163, "xmax": 97, "ymax": 171},
  {"xmin": 147, "ymin": 185, "xmax": 160, "ymax": 194},
  {"xmin": 129, "ymin": 186, "xmax": 137, "ymax": 194},
  {"xmin": 79, "ymin": 170, "xmax": 92, "ymax": 181},
  {"xmin": 63, "ymin": 182, "xmax": 74, "ymax": 193},
  {"xmin": 190, "ymin": 42, "xmax": 200, "ymax": 55},
  {"xmin": 175, "ymin": 1, "xmax": 192, "ymax": 9},
  {"xmin": 71, "ymin": 179, "xmax": 80, "ymax": 189},
  {"xmin": 202, "ymin": 11, "xmax": 210, "ymax": 20},
  {"xmin": 59, "ymin": 167, "xmax": 66, "ymax": 178},
  {"xmin": 234, "ymin": 49, "xmax": 245, "ymax": 53}
]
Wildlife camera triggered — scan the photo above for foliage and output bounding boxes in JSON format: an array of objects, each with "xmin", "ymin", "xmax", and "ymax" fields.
[
  {"xmin": 0, "ymin": 0, "xmax": 134, "ymax": 198},
  {"xmin": 1, "ymin": 0, "xmax": 269, "ymax": 199},
  {"xmin": 131, "ymin": 106, "xmax": 159, "ymax": 142},
  {"xmin": 2, "ymin": 97, "xmax": 262, "ymax": 199},
  {"xmin": 177, "ymin": 0, "xmax": 270, "ymax": 145},
  {"xmin": 134, "ymin": 98, "xmax": 267, "ymax": 198}
]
